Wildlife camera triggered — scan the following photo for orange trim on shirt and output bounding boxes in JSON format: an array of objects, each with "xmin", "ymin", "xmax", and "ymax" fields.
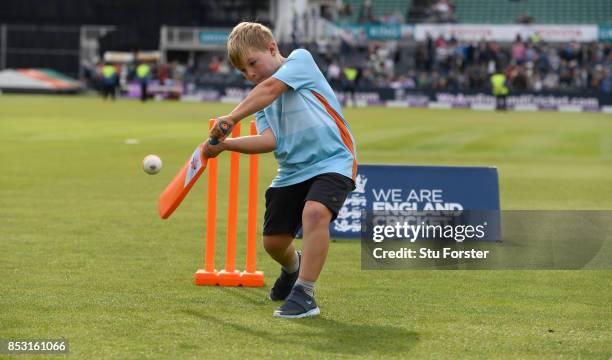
[{"xmin": 310, "ymin": 90, "xmax": 357, "ymax": 180}]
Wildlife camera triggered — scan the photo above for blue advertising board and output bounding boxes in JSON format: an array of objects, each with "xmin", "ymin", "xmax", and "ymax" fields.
[
  {"xmin": 199, "ymin": 31, "xmax": 229, "ymax": 45},
  {"xmin": 599, "ymin": 25, "xmax": 612, "ymax": 42},
  {"xmin": 338, "ymin": 24, "xmax": 411, "ymax": 40},
  {"xmin": 331, "ymin": 164, "xmax": 501, "ymax": 239}
]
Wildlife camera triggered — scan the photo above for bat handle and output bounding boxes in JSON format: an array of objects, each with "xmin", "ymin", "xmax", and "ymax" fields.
[{"xmin": 209, "ymin": 119, "xmax": 231, "ymax": 145}]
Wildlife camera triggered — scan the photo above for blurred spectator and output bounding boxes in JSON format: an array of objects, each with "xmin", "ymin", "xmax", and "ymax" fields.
[
  {"xmin": 208, "ymin": 56, "xmax": 221, "ymax": 73},
  {"xmin": 342, "ymin": 65, "xmax": 361, "ymax": 106},
  {"xmin": 511, "ymin": 66, "xmax": 529, "ymax": 90},
  {"xmin": 157, "ymin": 63, "xmax": 169, "ymax": 85},
  {"xmin": 525, "ymin": 42, "xmax": 538, "ymax": 63},
  {"xmin": 136, "ymin": 61, "xmax": 152, "ymax": 102},
  {"xmin": 491, "ymin": 70, "xmax": 508, "ymax": 111},
  {"xmin": 516, "ymin": 12, "xmax": 534, "ymax": 24},
  {"xmin": 218, "ymin": 60, "xmax": 230, "ymax": 75},
  {"xmin": 512, "ymin": 36, "xmax": 526, "ymax": 64},
  {"xmin": 321, "ymin": 5, "xmax": 334, "ymax": 21},
  {"xmin": 326, "ymin": 61, "xmax": 342, "ymax": 88},
  {"xmin": 101, "ymin": 62, "xmax": 119, "ymax": 101},
  {"xmin": 390, "ymin": 73, "xmax": 416, "ymax": 89},
  {"xmin": 601, "ymin": 68, "xmax": 612, "ymax": 92},
  {"xmin": 358, "ymin": 0, "xmax": 375, "ymax": 23},
  {"xmin": 426, "ymin": 0, "xmax": 456, "ymax": 23},
  {"xmin": 338, "ymin": 3, "xmax": 353, "ymax": 18},
  {"xmin": 170, "ymin": 61, "xmax": 186, "ymax": 81},
  {"xmin": 529, "ymin": 31, "xmax": 542, "ymax": 44},
  {"xmin": 542, "ymin": 71, "xmax": 560, "ymax": 90}
]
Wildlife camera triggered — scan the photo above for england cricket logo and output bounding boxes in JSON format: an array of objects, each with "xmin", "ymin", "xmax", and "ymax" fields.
[
  {"xmin": 184, "ymin": 146, "xmax": 202, "ymax": 187},
  {"xmin": 334, "ymin": 174, "xmax": 367, "ymax": 233}
]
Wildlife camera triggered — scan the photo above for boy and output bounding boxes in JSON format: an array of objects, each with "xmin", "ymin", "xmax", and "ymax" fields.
[{"xmin": 205, "ymin": 22, "xmax": 357, "ymax": 318}]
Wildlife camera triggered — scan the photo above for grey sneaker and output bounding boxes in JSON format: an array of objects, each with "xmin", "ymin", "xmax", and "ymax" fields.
[
  {"xmin": 268, "ymin": 251, "xmax": 301, "ymax": 301},
  {"xmin": 273, "ymin": 285, "xmax": 320, "ymax": 318}
]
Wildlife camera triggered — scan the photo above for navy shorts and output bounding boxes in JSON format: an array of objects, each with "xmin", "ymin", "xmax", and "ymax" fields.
[{"xmin": 263, "ymin": 173, "xmax": 355, "ymax": 237}]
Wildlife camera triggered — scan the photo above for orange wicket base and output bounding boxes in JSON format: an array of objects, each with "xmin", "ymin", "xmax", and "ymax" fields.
[
  {"xmin": 194, "ymin": 269, "xmax": 218, "ymax": 285},
  {"xmin": 217, "ymin": 269, "xmax": 242, "ymax": 286},
  {"xmin": 194, "ymin": 270, "xmax": 264, "ymax": 287},
  {"xmin": 240, "ymin": 271, "xmax": 265, "ymax": 287}
]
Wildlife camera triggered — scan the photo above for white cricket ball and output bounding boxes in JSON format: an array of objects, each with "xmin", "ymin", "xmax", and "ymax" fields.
[{"xmin": 143, "ymin": 154, "xmax": 162, "ymax": 175}]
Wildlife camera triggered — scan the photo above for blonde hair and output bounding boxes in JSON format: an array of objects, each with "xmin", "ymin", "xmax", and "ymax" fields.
[{"xmin": 227, "ymin": 22, "xmax": 275, "ymax": 68}]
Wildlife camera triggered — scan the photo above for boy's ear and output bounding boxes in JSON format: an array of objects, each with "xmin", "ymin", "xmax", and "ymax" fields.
[{"xmin": 268, "ymin": 41, "xmax": 278, "ymax": 56}]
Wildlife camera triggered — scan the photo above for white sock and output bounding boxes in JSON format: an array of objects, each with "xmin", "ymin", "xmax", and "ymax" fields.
[{"xmin": 282, "ymin": 251, "xmax": 299, "ymax": 273}]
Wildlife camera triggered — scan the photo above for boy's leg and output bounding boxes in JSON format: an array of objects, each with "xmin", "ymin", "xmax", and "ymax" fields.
[
  {"xmin": 265, "ymin": 234, "xmax": 301, "ymax": 301},
  {"xmin": 263, "ymin": 184, "xmax": 310, "ymax": 301},
  {"xmin": 263, "ymin": 234, "xmax": 296, "ymax": 268},
  {"xmin": 274, "ymin": 173, "xmax": 354, "ymax": 318},
  {"xmin": 299, "ymin": 201, "xmax": 333, "ymax": 282},
  {"xmin": 272, "ymin": 201, "xmax": 333, "ymax": 318}
]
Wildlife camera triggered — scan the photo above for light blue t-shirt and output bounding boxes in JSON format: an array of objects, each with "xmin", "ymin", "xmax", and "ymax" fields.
[{"xmin": 256, "ymin": 49, "xmax": 357, "ymax": 188}]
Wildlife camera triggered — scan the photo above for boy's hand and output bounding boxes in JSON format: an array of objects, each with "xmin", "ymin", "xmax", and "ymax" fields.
[
  {"xmin": 203, "ymin": 139, "xmax": 227, "ymax": 158},
  {"xmin": 209, "ymin": 116, "xmax": 235, "ymax": 144}
]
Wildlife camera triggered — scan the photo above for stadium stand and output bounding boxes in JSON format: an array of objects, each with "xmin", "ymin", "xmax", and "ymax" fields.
[
  {"xmin": 0, "ymin": 0, "xmax": 270, "ymax": 78},
  {"xmin": 339, "ymin": 0, "xmax": 411, "ymax": 23},
  {"xmin": 453, "ymin": 0, "xmax": 612, "ymax": 24},
  {"xmin": 1, "ymin": 0, "xmax": 610, "ymax": 101}
]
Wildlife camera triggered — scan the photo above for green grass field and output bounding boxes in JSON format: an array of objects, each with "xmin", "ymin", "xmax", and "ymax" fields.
[{"xmin": 1, "ymin": 95, "xmax": 611, "ymax": 359}]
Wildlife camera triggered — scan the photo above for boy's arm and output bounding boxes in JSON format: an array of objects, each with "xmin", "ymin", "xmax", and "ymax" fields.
[
  {"xmin": 205, "ymin": 128, "xmax": 276, "ymax": 157},
  {"xmin": 209, "ymin": 77, "xmax": 288, "ymax": 140},
  {"xmin": 228, "ymin": 77, "xmax": 288, "ymax": 122}
]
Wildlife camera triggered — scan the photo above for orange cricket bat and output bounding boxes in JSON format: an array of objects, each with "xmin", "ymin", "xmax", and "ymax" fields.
[
  {"xmin": 158, "ymin": 119, "xmax": 230, "ymax": 219},
  {"xmin": 158, "ymin": 143, "xmax": 209, "ymax": 219}
]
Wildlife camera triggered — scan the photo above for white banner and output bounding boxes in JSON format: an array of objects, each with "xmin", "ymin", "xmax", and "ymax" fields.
[{"xmin": 414, "ymin": 24, "xmax": 598, "ymax": 42}]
